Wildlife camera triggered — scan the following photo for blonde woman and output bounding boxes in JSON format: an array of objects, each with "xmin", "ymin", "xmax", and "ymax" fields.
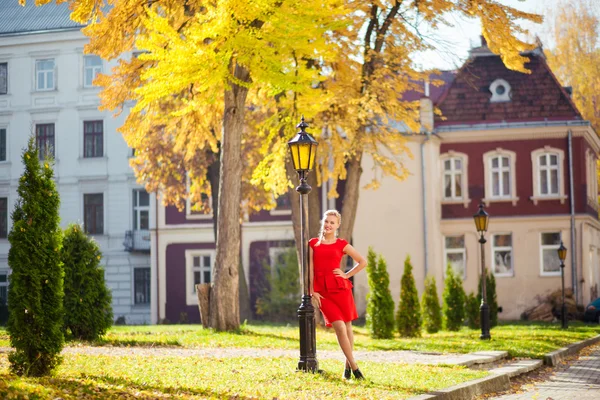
[{"xmin": 309, "ymin": 210, "xmax": 367, "ymax": 380}]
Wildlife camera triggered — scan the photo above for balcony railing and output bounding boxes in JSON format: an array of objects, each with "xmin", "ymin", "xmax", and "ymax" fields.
[{"xmin": 123, "ymin": 230, "xmax": 151, "ymax": 252}]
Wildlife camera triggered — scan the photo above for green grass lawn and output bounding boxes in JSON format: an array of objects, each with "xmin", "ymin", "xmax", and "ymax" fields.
[
  {"xmin": 0, "ymin": 320, "xmax": 594, "ymax": 359},
  {"xmin": 96, "ymin": 321, "xmax": 600, "ymax": 358},
  {"xmin": 0, "ymin": 354, "xmax": 486, "ymax": 399}
]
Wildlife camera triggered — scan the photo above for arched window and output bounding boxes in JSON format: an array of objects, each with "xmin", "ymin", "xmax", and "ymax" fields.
[
  {"xmin": 483, "ymin": 149, "xmax": 518, "ymax": 206},
  {"xmin": 530, "ymin": 147, "xmax": 567, "ymax": 205},
  {"xmin": 440, "ymin": 152, "xmax": 471, "ymax": 208}
]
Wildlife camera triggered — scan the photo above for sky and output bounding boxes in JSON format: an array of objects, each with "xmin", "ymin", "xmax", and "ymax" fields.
[{"xmin": 414, "ymin": 0, "xmax": 550, "ymax": 71}]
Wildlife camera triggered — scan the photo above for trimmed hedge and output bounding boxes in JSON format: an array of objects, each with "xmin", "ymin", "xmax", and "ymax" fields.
[
  {"xmin": 365, "ymin": 247, "xmax": 395, "ymax": 339},
  {"xmin": 396, "ymin": 256, "xmax": 421, "ymax": 337},
  {"xmin": 7, "ymin": 138, "xmax": 64, "ymax": 376},
  {"xmin": 421, "ymin": 275, "xmax": 442, "ymax": 333},
  {"xmin": 443, "ymin": 265, "xmax": 465, "ymax": 331},
  {"xmin": 62, "ymin": 224, "xmax": 113, "ymax": 341}
]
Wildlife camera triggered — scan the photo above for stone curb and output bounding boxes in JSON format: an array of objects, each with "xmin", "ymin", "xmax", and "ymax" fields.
[
  {"xmin": 454, "ymin": 351, "xmax": 508, "ymax": 367},
  {"xmin": 543, "ymin": 334, "xmax": 600, "ymax": 366},
  {"xmin": 409, "ymin": 374, "xmax": 510, "ymax": 400},
  {"xmin": 408, "ymin": 334, "xmax": 600, "ymax": 400}
]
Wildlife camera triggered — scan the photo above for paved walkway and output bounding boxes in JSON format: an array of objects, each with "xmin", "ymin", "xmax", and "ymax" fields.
[{"xmin": 489, "ymin": 344, "xmax": 600, "ymax": 400}]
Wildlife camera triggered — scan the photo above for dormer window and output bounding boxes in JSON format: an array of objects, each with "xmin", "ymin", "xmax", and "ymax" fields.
[{"xmin": 490, "ymin": 79, "xmax": 511, "ymax": 102}]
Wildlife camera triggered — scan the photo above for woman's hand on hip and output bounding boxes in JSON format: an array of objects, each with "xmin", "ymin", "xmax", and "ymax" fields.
[
  {"xmin": 333, "ymin": 268, "xmax": 348, "ymax": 279},
  {"xmin": 311, "ymin": 292, "xmax": 323, "ymax": 308}
]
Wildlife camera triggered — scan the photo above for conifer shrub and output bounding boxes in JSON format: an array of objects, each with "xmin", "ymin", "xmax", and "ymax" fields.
[
  {"xmin": 442, "ymin": 265, "xmax": 465, "ymax": 331},
  {"xmin": 255, "ymin": 248, "xmax": 300, "ymax": 322},
  {"xmin": 478, "ymin": 271, "xmax": 499, "ymax": 328},
  {"xmin": 7, "ymin": 138, "xmax": 64, "ymax": 376},
  {"xmin": 365, "ymin": 247, "xmax": 395, "ymax": 339},
  {"xmin": 465, "ymin": 292, "xmax": 480, "ymax": 329},
  {"xmin": 421, "ymin": 275, "xmax": 442, "ymax": 333},
  {"xmin": 396, "ymin": 256, "xmax": 421, "ymax": 337},
  {"xmin": 62, "ymin": 223, "xmax": 113, "ymax": 341}
]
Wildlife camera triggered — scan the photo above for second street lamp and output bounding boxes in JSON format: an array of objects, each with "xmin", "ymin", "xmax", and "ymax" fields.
[
  {"xmin": 473, "ymin": 203, "xmax": 491, "ymax": 340},
  {"xmin": 557, "ymin": 241, "xmax": 568, "ymax": 329},
  {"xmin": 287, "ymin": 116, "xmax": 318, "ymax": 372}
]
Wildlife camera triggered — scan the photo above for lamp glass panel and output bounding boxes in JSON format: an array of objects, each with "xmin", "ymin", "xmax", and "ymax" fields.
[
  {"xmin": 297, "ymin": 143, "xmax": 311, "ymax": 170},
  {"xmin": 308, "ymin": 143, "xmax": 317, "ymax": 169},
  {"xmin": 289, "ymin": 143, "xmax": 301, "ymax": 170}
]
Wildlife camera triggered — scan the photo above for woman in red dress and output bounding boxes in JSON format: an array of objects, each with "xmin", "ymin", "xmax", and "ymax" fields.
[{"xmin": 309, "ymin": 210, "xmax": 367, "ymax": 380}]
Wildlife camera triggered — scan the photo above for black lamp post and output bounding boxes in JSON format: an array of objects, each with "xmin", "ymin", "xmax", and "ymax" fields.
[
  {"xmin": 473, "ymin": 203, "xmax": 491, "ymax": 340},
  {"xmin": 557, "ymin": 241, "xmax": 568, "ymax": 329},
  {"xmin": 287, "ymin": 116, "xmax": 318, "ymax": 372}
]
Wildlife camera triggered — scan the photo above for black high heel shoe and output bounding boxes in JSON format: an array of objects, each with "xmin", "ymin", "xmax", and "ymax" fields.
[
  {"xmin": 352, "ymin": 368, "xmax": 365, "ymax": 380},
  {"xmin": 343, "ymin": 366, "xmax": 352, "ymax": 380}
]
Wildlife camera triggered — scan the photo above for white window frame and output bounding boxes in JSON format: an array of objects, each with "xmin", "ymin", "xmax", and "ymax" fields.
[
  {"xmin": 491, "ymin": 233, "xmax": 514, "ymax": 277},
  {"xmin": 0, "ymin": 126, "xmax": 7, "ymax": 162},
  {"xmin": 83, "ymin": 55, "xmax": 103, "ymax": 88},
  {"xmin": 132, "ymin": 189, "xmax": 150, "ymax": 231},
  {"xmin": 443, "ymin": 235, "xmax": 466, "ymax": 280},
  {"xmin": 539, "ymin": 232, "xmax": 562, "ymax": 277},
  {"xmin": 132, "ymin": 266, "xmax": 151, "ymax": 305},
  {"xmin": 0, "ymin": 269, "xmax": 8, "ymax": 304},
  {"xmin": 483, "ymin": 148, "xmax": 519, "ymax": 206},
  {"xmin": 185, "ymin": 249, "xmax": 215, "ymax": 306},
  {"xmin": 269, "ymin": 246, "xmax": 294, "ymax": 277},
  {"xmin": 82, "ymin": 192, "xmax": 105, "ymax": 236},
  {"xmin": 0, "ymin": 62, "xmax": 7, "ymax": 95},
  {"xmin": 270, "ymin": 193, "xmax": 292, "ymax": 216},
  {"xmin": 35, "ymin": 58, "xmax": 55, "ymax": 91},
  {"xmin": 185, "ymin": 175, "xmax": 213, "ymax": 220},
  {"xmin": 586, "ymin": 149, "xmax": 598, "ymax": 209},
  {"xmin": 440, "ymin": 151, "xmax": 471, "ymax": 208},
  {"xmin": 530, "ymin": 147, "xmax": 567, "ymax": 205},
  {"xmin": 0, "ymin": 196, "xmax": 8, "ymax": 239}
]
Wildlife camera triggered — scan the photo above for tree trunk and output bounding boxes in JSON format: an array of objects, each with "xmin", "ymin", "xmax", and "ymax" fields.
[
  {"xmin": 307, "ymin": 170, "xmax": 321, "ymax": 239},
  {"xmin": 209, "ymin": 62, "xmax": 249, "ymax": 331},
  {"xmin": 196, "ymin": 283, "xmax": 211, "ymax": 328},
  {"xmin": 207, "ymin": 148, "xmax": 220, "ymax": 242},
  {"xmin": 339, "ymin": 152, "xmax": 363, "ymax": 246}
]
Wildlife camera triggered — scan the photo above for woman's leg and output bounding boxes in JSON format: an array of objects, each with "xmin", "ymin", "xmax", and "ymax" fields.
[
  {"xmin": 332, "ymin": 320, "xmax": 358, "ymax": 370},
  {"xmin": 344, "ymin": 321, "xmax": 354, "ymax": 368}
]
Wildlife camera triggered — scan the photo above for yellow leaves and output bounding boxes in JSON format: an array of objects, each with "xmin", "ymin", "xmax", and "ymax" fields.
[{"xmin": 545, "ymin": 0, "xmax": 600, "ymax": 133}]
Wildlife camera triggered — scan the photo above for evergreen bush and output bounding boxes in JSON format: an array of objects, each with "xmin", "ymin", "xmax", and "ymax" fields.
[
  {"xmin": 255, "ymin": 248, "xmax": 300, "ymax": 322},
  {"xmin": 7, "ymin": 138, "xmax": 64, "ymax": 376},
  {"xmin": 62, "ymin": 224, "xmax": 113, "ymax": 341},
  {"xmin": 396, "ymin": 256, "xmax": 421, "ymax": 337},
  {"xmin": 478, "ymin": 271, "xmax": 499, "ymax": 328},
  {"xmin": 442, "ymin": 265, "xmax": 465, "ymax": 331},
  {"xmin": 465, "ymin": 292, "xmax": 480, "ymax": 329},
  {"xmin": 421, "ymin": 275, "xmax": 442, "ymax": 333},
  {"xmin": 365, "ymin": 247, "xmax": 395, "ymax": 339}
]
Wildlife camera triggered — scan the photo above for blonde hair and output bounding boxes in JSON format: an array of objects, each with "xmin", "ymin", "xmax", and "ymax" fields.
[{"xmin": 316, "ymin": 209, "xmax": 342, "ymax": 246}]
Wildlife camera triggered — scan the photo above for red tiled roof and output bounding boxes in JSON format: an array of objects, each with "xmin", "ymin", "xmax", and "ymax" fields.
[
  {"xmin": 435, "ymin": 53, "xmax": 582, "ymax": 125},
  {"xmin": 401, "ymin": 70, "xmax": 456, "ymax": 103}
]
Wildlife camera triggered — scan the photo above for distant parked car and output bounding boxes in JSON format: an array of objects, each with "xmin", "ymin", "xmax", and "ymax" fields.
[{"xmin": 583, "ymin": 297, "xmax": 600, "ymax": 323}]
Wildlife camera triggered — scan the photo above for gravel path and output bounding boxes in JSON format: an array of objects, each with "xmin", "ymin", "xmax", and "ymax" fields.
[{"xmin": 0, "ymin": 346, "xmax": 482, "ymax": 365}]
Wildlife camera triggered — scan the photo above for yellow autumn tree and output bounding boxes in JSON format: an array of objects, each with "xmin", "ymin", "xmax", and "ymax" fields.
[
  {"xmin": 545, "ymin": 0, "xmax": 600, "ymax": 132},
  {"xmin": 23, "ymin": 0, "xmax": 345, "ymax": 331},
  {"xmin": 250, "ymin": 0, "xmax": 543, "ymax": 243}
]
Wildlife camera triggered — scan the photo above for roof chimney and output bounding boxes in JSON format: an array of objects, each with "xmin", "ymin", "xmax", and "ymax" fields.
[{"xmin": 480, "ymin": 35, "xmax": 488, "ymax": 48}]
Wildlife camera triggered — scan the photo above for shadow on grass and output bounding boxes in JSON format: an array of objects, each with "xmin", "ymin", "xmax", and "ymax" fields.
[{"xmin": 0, "ymin": 373, "xmax": 257, "ymax": 400}]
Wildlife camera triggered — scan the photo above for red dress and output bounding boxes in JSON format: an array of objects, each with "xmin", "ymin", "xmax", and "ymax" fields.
[{"xmin": 309, "ymin": 237, "xmax": 359, "ymax": 327}]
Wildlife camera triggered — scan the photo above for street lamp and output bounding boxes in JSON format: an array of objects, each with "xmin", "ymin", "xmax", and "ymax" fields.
[
  {"xmin": 288, "ymin": 116, "xmax": 318, "ymax": 372},
  {"xmin": 473, "ymin": 203, "xmax": 491, "ymax": 340},
  {"xmin": 557, "ymin": 241, "xmax": 568, "ymax": 329}
]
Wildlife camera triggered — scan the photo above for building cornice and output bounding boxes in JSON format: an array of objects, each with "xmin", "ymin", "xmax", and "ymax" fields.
[{"xmin": 438, "ymin": 125, "xmax": 600, "ymax": 153}]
